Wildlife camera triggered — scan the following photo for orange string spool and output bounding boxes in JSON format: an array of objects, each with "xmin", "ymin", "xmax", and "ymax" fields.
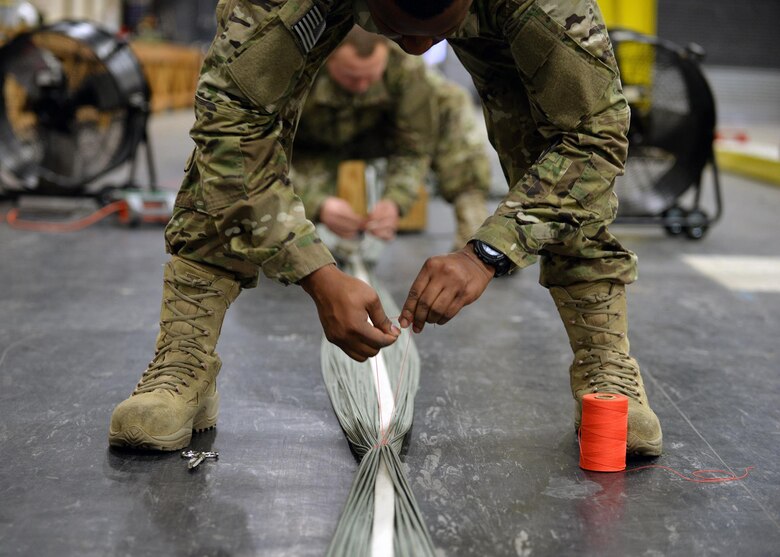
[{"xmin": 579, "ymin": 393, "xmax": 628, "ymax": 472}]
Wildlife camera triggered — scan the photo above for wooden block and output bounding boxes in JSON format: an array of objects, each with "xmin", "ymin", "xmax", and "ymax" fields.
[
  {"xmin": 336, "ymin": 160, "xmax": 428, "ymax": 231},
  {"xmin": 337, "ymin": 160, "xmax": 368, "ymax": 217}
]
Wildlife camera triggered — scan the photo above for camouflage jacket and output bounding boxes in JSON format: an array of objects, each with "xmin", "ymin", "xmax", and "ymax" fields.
[
  {"xmin": 176, "ymin": 0, "xmax": 628, "ymax": 284},
  {"xmin": 294, "ymin": 46, "xmax": 435, "ymax": 217}
]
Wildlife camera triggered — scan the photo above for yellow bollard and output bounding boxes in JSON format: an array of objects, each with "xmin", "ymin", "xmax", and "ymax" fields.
[
  {"xmin": 601, "ymin": 0, "xmax": 658, "ymax": 114},
  {"xmin": 600, "ymin": 0, "xmax": 656, "ymax": 36}
]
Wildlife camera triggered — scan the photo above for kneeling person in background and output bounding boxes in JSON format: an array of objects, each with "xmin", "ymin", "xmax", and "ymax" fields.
[{"xmin": 293, "ymin": 26, "xmax": 491, "ymax": 249}]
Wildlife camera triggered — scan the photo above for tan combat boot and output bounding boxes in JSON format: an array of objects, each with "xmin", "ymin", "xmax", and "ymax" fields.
[
  {"xmin": 550, "ymin": 282, "xmax": 663, "ymax": 456},
  {"xmin": 109, "ymin": 256, "xmax": 240, "ymax": 451},
  {"xmin": 452, "ymin": 190, "xmax": 489, "ymax": 250}
]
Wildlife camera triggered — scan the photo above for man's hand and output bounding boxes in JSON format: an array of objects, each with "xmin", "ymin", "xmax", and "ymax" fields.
[
  {"xmin": 364, "ymin": 199, "xmax": 400, "ymax": 241},
  {"xmin": 399, "ymin": 246, "xmax": 494, "ymax": 333},
  {"xmin": 320, "ymin": 197, "xmax": 365, "ymax": 239},
  {"xmin": 300, "ymin": 264, "xmax": 400, "ymax": 361}
]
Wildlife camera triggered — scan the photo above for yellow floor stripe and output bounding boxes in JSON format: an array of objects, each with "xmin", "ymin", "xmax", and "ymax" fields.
[{"xmin": 716, "ymin": 148, "xmax": 780, "ymax": 187}]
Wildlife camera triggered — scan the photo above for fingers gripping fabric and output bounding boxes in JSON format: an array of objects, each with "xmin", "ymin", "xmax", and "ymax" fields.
[{"xmin": 321, "ymin": 264, "xmax": 435, "ymax": 557}]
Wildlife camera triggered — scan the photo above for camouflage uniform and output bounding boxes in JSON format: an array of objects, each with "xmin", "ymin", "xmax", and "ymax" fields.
[
  {"xmin": 291, "ymin": 46, "xmax": 491, "ymax": 221},
  {"xmin": 166, "ymin": 0, "xmax": 636, "ymax": 289}
]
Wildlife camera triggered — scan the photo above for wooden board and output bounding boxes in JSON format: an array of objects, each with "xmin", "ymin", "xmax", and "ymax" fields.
[{"xmin": 337, "ymin": 160, "xmax": 428, "ymax": 232}]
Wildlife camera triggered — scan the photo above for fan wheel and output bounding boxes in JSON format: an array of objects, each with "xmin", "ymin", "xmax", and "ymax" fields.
[
  {"xmin": 662, "ymin": 206, "xmax": 687, "ymax": 236},
  {"xmin": 683, "ymin": 209, "xmax": 709, "ymax": 240}
]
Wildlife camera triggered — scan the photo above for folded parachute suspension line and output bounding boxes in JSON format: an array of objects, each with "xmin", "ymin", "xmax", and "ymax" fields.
[{"xmin": 322, "ymin": 255, "xmax": 435, "ymax": 557}]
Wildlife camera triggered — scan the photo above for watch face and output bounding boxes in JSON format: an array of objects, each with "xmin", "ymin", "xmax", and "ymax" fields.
[
  {"xmin": 481, "ymin": 243, "xmax": 501, "ymax": 258},
  {"xmin": 473, "ymin": 240, "xmax": 510, "ymax": 277}
]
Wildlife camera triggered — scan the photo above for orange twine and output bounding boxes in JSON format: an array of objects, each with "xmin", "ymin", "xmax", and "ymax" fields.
[
  {"xmin": 579, "ymin": 393, "xmax": 628, "ymax": 472},
  {"xmin": 579, "ymin": 392, "xmax": 754, "ymax": 482},
  {"xmin": 3, "ymin": 201, "xmax": 129, "ymax": 232}
]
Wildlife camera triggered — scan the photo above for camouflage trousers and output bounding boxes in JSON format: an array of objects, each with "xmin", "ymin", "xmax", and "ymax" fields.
[
  {"xmin": 451, "ymin": 88, "xmax": 637, "ymax": 285},
  {"xmin": 445, "ymin": 0, "xmax": 638, "ymax": 287}
]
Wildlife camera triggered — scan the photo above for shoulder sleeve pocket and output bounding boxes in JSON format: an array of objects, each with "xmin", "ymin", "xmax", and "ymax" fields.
[
  {"xmin": 227, "ymin": 21, "xmax": 304, "ymax": 111},
  {"xmin": 225, "ymin": 0, "xmax": 324, "ymax": 111},
  {"xmin": 510, "ymin": 6, "xmax": 614, "ymax": 130}
]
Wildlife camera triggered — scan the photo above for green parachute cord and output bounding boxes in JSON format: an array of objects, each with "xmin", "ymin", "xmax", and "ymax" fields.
[{"xmin": 322, "ymin": 266, "xmax": 435, "ymax": 557}]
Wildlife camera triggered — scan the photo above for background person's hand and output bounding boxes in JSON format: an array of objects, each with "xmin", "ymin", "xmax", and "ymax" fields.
[
  {"xmin": 319, "ymin": 197, "xmax": 365, "ymax": 239},
  {"xmin": 399, "ymin": 246, "xmax": 494, "ymax": 333},
  {"xmin": 364, "ymin": 199, "xmax": 400, "ymax": 241},
  {"xmin": 300, "ymin": 264, "xmax": 400, "ymax": 361}
]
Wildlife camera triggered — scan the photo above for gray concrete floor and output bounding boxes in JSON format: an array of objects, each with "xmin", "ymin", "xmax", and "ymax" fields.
[{"xmin": 1, "ymin": 110, "xmax": 779, "ymax": 556}]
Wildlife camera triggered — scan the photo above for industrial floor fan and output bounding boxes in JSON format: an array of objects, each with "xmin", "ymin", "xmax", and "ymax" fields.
[
  {"xmin": 0, "ymin": 20, "xmax": 157, "ymax": 207},
  {"xmin": 610, "ymin": 29, "xmax": 722, "ymax": 239}
]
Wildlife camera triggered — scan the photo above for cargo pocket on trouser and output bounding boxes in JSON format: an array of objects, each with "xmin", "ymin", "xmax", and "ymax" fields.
[
  {"xmin": 170, "ymin": 148, "xmax": 197, "ymax": 209},
  {"xmin": 540, "ymin": 160, "xmax": 635, "ymax": 287},
  {"xmin": 569, "ymin": 160, "xmax": 618, "ymax": 230},
  {"xmin": 180, "ymin": 131, "xmax": 249, "ymax": 217},
  {"xmin": 165, "ymin": 135, "xmax": 262, "ymax": 286},
  {"xmin": 510, "ymin": 5, "xmax": 615, "ymax": 131}
]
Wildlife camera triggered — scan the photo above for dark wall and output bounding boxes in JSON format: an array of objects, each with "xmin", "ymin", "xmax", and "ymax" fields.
[
  {"xmin": 152, "ymin": 0, "xmax": 219, "ymax": 46},
  {"xmin": 134, "ymin": 0, "xmax": 780, "ymax": 68},
  {"xmin": 123, "ymin": 0, "xmax": 152, "ymax": 29},
  {"xmin": 657, "ymin": 0, "xmax": 780, "ymax": 69}
]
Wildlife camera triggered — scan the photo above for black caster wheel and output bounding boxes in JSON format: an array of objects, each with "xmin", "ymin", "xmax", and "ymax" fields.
[
  {"xmin": 662, "ymin": 207, "xmax": 687, "ymax": 236},
  {"xmin": 684, "ymin": 209, "xmax": 709, "ymax": 240}
]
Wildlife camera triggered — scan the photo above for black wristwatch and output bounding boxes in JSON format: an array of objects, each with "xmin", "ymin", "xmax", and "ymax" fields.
[{"xmin": 470, "ymin": 240, "xmax": 511, "ymax": 277}]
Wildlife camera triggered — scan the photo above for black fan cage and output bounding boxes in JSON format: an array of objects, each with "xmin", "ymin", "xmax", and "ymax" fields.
[
  {"xmin": 0, "ymin": 20, "xmax": 149, "ymax": 194},
  {"xmin": 610, "ymin": 30, "xmax": 717, "ymax": 218}
]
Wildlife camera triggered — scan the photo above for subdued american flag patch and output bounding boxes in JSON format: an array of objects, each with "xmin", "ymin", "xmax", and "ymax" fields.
[{"xmin": 292, "ymin": 5, "xmax": 325, "ymax": 53}]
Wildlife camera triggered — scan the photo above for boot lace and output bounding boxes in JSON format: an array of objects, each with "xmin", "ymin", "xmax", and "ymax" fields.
[
  {"xmin": 561, "ymin": 289, "xmax": 642, "ymax": 402},
  {"xmin": 134, "ymin": 274, "xmax": 225, "ymax": 395}
]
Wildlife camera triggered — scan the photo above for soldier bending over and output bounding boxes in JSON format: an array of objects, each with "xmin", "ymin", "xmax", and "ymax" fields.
[{"xmin": 110, "ymin": 0, "xmax": 662, "ymax": 457}]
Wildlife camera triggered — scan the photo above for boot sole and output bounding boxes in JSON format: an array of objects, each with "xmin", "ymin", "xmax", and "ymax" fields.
[
  {"xmin": 109, "ymin": 424, "xmax": 198, "ymax": 451},
  {"xmin": 108, "ymin": 392, "xmax": 219, "ymax": 452},
  {"xmin": 627, "ymin": 432, "xmax": 663, "ymax": 457}
]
